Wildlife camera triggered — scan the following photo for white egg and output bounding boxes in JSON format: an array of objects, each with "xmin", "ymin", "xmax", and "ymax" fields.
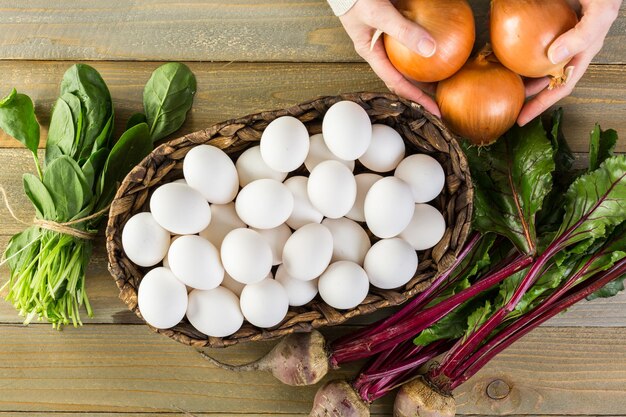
[
  {"xmin": 150, "ymin": 183, "xmax": 211, "ymax": 235},
  {"xmin": 240, "ymin": 277, "xmax": 289, "ymax": 328},
  {"xmin": 167, "ymin": 235, "xmax": 224, "ymax": 290},
  {"xmin": 183, "ymin": 145, "xmax": 239, "ymax": 204},
  {"xmin": 122, "ymin": 212, "xmax": 170, "ymax": 267},
  {"xmin": 221, "ymin": 228, "xmax": 273, "ymax": 284},
  {"xmin": 260, "ymin": 116, "xmax": 310, "ymax": 172},
  {"xmin": 221, "ymin": 272, "xmax": 246, "ymax": 297},
  {"xmin": 318, "ymin": 261, "xmax": 369, "ymax": 310},
  {"xmin": 138, "ymin": 267, "xmax": 188, "ymax": 329},
  {"xmin": 322, "ymin": 218, "xmax": 371, "ymax": 265},
  {"xmin": 162, "ymin": 235, "xmax": 182, "ymax": 268},
  {"xmin": 186, "ymin": 287, "xmax": 244, "ymax": 337},
  {"xmin": 394, "ymin": 154, "xmax": 446, "ymax": 203},
  {"xmin": 252, "ymin": 224, "xmax": 292, "ymax": 265},
  {"xmin": 307, "ymin": 160, "xmax": 356, "ymax": 219},
  {"xmin": 275, "ymin": 264, "xmax": 318, "ymax": 307},
  {"xmin": 236, "ymin": 145, "xmax": 288, "ymax": 187},
  {"xmin": 199, "ymin": 203, "xmax": 246, "ymax": 249},
  {"xmin": 236, "ymin": 179, "xmax": 294, "ymax": 229},
  {"xmin": 305, "ymin": 133, "xmax": 355, "ymax": 172},
  {"xmin": 400, "ymin": 204, "xmax": 447, "ymax": 251},
  {"xmin": 364, "ymin": 177, "xmax": 415, "ymax": 238},
  {"xmin": 359, "ymin": 124, "xmax": 406, "ymax": 172},
  {"xmin": 364, "ymin": 238, "xmax": 418, "ymax": 289},
  {"xmin": 284, "ymin": 176, "xmax": 323, "ymax": 229},
  {"xmin": 172, "ymin": 179, "xmax": 187, "ymax": 184},
  {"xmin": 345, "ymin": 173, "xmax": 382, "ymax": 222},
  {"xmin": 282, "ymin": 223, "xmax": 333, "ymax": 281},
  {"xmin": 322, "ymin": 101, "xmax": 372, "ymax": 160}
]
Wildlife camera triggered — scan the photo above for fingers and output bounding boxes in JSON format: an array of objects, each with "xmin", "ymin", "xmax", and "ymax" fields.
[
  {"xmin": 548, "ymin": 1, "xmax": 619, "ymax": 64},
  {"xmin": 366, "ymin": 39, "xmax": 441, "ymax": 116},
  {"xmin": 364, "ymin": 2, "xmax": 437, "ymax": 57},
  {"xmin": 517, "ymin": 54, "xmax": 591, "ymax": 126},
  {"xmin": 524, "ymin": 77, "xmax": 551, "ymax": 97}
]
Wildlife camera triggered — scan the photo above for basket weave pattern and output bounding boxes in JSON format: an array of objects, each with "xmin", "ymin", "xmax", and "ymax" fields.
[{"xmin": 106, "ymin": 92, "xmax": 473, "ymax": 348}]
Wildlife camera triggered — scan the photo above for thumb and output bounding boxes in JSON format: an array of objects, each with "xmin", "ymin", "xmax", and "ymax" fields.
[
  {"xmin": 375, "ymin": 4, "xmax": 437, "ymax": 58},
  {"xmin": 548, "ymin": 4, "xmax": 615, "ymax": 64}
]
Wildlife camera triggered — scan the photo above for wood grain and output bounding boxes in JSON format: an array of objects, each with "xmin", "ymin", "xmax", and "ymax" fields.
[
  {"xmin": 1, "ymin": 61, "xmax": 625, "ymax": 153},
  {"xmin": 0, "ymin": 325, "xmax": 625, "ymax": 415},
  {"xmin": 1, "ymin": 148, "xmax": 626, "ymax": 327},
  {"xmin": 0, "ymin": 1, "xmax": 624, "ymax": 64},
  {"xmin": 0, "ymin": 148, "xmax": 623, "ymax": 327}
]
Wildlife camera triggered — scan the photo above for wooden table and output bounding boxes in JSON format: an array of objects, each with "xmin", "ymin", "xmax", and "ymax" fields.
[{"xmin": 1, "ymin": 1, "xmax": 625, "ymax": 416}]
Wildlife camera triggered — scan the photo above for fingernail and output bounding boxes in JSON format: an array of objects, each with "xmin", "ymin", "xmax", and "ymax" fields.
[
  {"xmin": 417, "ymin": 38, "xmax": 436, "ymax": 58},
  {"xmin": 564, "ymin": 66, "xmax": 575, "ymax": 83},
  {"xmin": 549, "ymin": 45, "xmax": 570, "ymax": 64}
]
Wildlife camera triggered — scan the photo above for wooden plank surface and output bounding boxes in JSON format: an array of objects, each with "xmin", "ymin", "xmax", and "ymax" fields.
[
  {"xmin": 0, "ymin": 1, "xmax": 624, "ymax": 64},
  {"xmin": 0, "ymin": 325, "xmax": 625, "ymax": 415},
  {"xmin": 1, "ymin": 2, "xmax": 625, "ymax": 415},
  {"xmin": 2, "ymin": 239, "xmax": 626, "ymax": 327},
  {"xmin": 1, "ymin": 61, "xmax": 625, "ymax": 153},
  {"xmin": 1, "ymin": 146, "xmax": 626, "ymax": 328}
]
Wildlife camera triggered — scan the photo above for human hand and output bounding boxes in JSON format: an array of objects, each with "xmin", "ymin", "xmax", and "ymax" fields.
[
  {"xmin": 517, "ymin": 0, "xmax": 622, "ymax": 126},
  {"xmin": 339, "ymin": 0, "xmax": 441, "ymax": 116}
]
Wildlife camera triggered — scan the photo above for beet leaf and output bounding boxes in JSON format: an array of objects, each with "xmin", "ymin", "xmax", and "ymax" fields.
[{"xmin": 465, "ymin": 118, "xmax": 555, "ymax": 255}]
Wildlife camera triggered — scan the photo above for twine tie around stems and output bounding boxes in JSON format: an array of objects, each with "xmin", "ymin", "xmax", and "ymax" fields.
[{"xmin": 0, "ymin": 185, "xmax": 109, "ymax": 240}]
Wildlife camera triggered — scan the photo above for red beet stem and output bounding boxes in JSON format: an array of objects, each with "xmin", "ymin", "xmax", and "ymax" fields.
[
  {"xmin": 452, "ymin": 259, "xmax": 626, "ymax": 387},
  {"xmin": 330, "ymin": 254, "xmax": 533, "ymax": 366},
  {"xmin": 332, "ymin": 233, "xmax": 483, "ymax": 348},
  {"xmin": 358, "ymin": 341, "xmax": 452, "ymax": 403},
  {"xmin": 434, "ymin": 241, "xmax": 562, "ymax": 379},
  {"xmin": 447, "ymin": 258, "xmax": 626, "ymax": 390},
  {"xmin": 361, "ymin": 340, "xmax": 450, "ymax": 384}
]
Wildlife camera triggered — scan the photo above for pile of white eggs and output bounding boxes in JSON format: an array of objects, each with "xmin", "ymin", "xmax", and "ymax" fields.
[{"xmin": 122, "ymin": 100, "xmax": 447, "ymax": 338}]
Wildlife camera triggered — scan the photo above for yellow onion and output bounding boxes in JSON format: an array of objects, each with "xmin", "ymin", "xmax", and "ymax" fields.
[
  {"xmin": 491, "ymin": 0, "xmax": 578, "ymax": 87},
  {"xmin": 384, "ymin": 0, "xmax": 475, "ymax": 83},
  {"xmin": 436, "ymin": 50, "xmax": 525, "ymax": 145}
]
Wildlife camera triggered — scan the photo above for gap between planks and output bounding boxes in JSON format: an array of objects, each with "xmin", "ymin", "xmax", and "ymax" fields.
[
  {"xmin": 0, "ymin": 0, "xmax": 623, "ymax": 63},
  {"xmin": 0, "ymin": 61, "xmax": 625, "ymax": 153},
  {"xmin": 1, "ymin": 326, "xmax": 626, "ymax": 414}
]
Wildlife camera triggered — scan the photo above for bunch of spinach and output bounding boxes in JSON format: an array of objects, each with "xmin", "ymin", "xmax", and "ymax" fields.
[{"xmin": 0, "ymin": 62, "xmax": 196, "ymax": 328}]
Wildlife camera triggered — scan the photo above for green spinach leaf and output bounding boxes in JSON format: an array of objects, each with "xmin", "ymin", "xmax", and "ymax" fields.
[
  {"xmin": 126, "ymin": 112, "xmax": 147, "ymax": 130},
  {"xmin": 60, "ymin": 64, "xmax": 113, "ymax": 159},
  {"xmin": 43, "ymin": 156, "xmax": 90, "ymax": 221},
  {"xmin": 96, "ymin": 122, "xmax": 152, "ymax": 210},
  {"xmin": 82, "ymin": 148, "xmax": 109, "ymax": 191},
  {"xmin": 0, "ymin": 89, "xmax": 40, "ymax": 155},
  {"xmin": 4, "ymin": 226, "xmax": 41, "ymax": 271},
  {"xmin": 92, "ymin": 113, "xmax": 114, "ymax": 154},
  {"xmin": 143, "ymin": 62, "xmax": 196, "ymax": 142},
  {"xmin": 23, "ymin": 173, "xmax": 55, "ymax": 219},
  {"xmin": 45, "ymin": 98, "xmax": 75, "ymax": 165}
]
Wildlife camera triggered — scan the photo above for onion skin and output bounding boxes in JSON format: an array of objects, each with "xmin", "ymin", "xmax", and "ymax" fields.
[
  {"xmin": 436, "ymin": 52, "xmax": 525, "ymax": 145},
  {"xmin": 384, "ymin": 0, "xmax": 475, "ymax": 83},
  {"xmin": 491, "ymin": 0, "xmax": 578, "ymax": 85}
]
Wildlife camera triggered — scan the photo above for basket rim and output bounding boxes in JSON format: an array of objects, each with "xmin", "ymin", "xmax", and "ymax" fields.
[{"xmin": 105, "ymin": 91, "xmax": 474, "ymax": 348}]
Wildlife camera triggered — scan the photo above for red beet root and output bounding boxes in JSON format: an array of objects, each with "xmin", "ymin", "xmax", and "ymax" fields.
[
  {"xmin": 200, "ymin": 330, "xmax": 329, "ymax": 386},
  {"xmin": 309, "ymin": 380, "xmax": 370, "ymax": 417},
  {"xmin": 394, "ymin": 378, "xmax": 456, "ymax": 417}
]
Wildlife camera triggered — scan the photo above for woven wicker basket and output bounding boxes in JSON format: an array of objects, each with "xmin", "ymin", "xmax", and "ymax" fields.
[{"xmin": 106, "ymin": 92, "xmax": 473, "ymax": 348}]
